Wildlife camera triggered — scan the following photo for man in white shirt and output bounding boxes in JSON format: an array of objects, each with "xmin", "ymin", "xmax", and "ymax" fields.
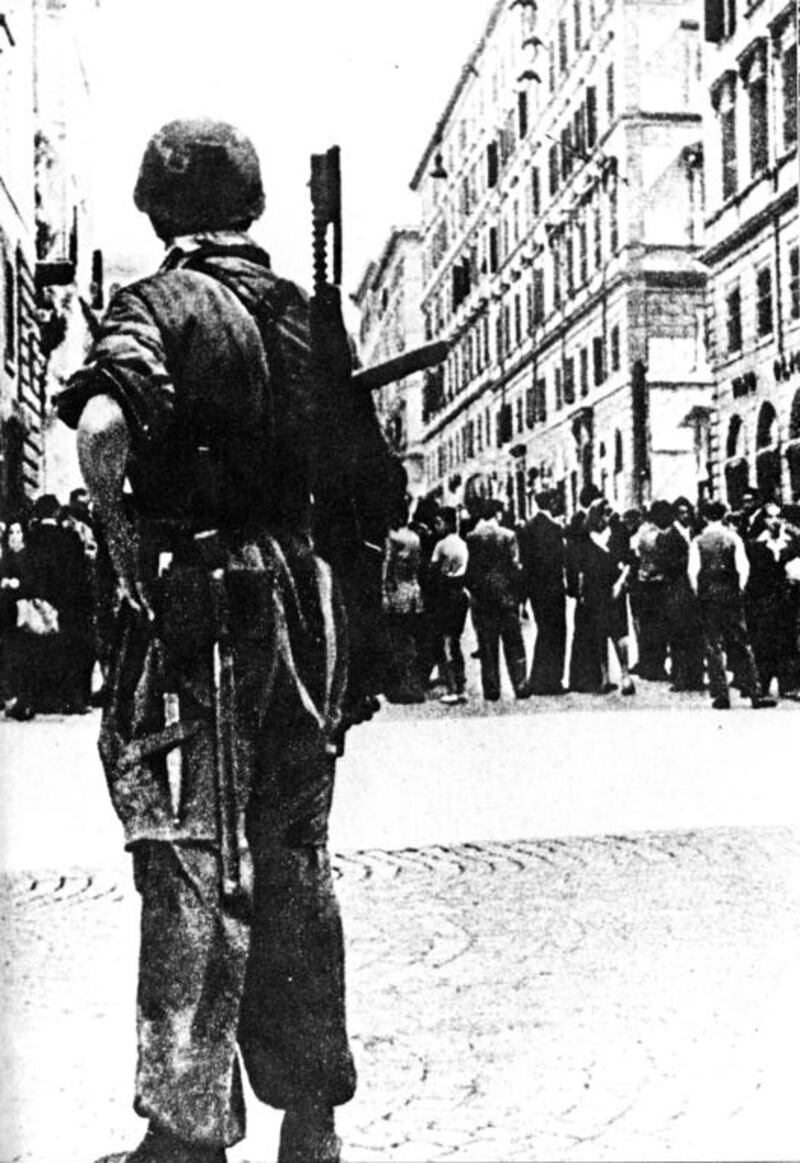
[
  {"xmin": 429, "ymin": 507, "xmax": 470, "ymax": 704},
  {"xmin": 688, "ymin": 499, "xmax": 775, "ymax": 710}
]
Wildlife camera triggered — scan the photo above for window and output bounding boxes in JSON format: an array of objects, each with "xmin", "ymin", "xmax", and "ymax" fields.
[
  {"xmin": 489, "ymin": 227, "xmax": 499, "ymax": 273},
  {"xmin": 536, "ymin": 377, "xmax": 547, "ymax": 422},
  {"xmin": 782, "ymin": 42, "xmax": 797, "ymax": 151},
  {"xmin": 514, "ymin": 294, "xmax": 522, "ymax": 346},
  {"xmin": 534, "ymin": 376, "xmax": 546, "ymax": 423},
  {"xmin": 516, "ymin": 397, "xmax": 524, "ymax": 434},
  {"xmin": 549, "ymin": 144, "xmax": 560, "ymax": 196},
  {"xmin": 746, "ymin": 57, "xmax": 769, "ymax": 176},
  {"xmin": 531, "ymin": 166, "xmax": 541, "ymax": 216},
  {"xmin": 565, "ymin": 231, "xmax": 575, "ymax": 297},
  {"xmin": 3, "ymin": 257, "xmax": 15, "ymax": 366},
  {"xmin": 561, "ymin": 125, "xmax": 573, "ymax": 180},
  {"xmin": 609, "ymin": 183, "xmax": 619, "ymax": 252},
  {"xmin": 606, "ymin": 64, "xmax": 615, "ymax": 124},
  {"xmin": 586, "ymin": 86, "xmax": 598, "ymax": 148},
  {"xmin": 789, "ymin": 246, "xmax": 799, "ymax": 320},
  {"xmin": 555, "ymin": 365, "xmax": 563, "ymax": 410},
  {"xmin": 487, "ymin": 140, "xmax": 499, "ymax": 188},
  {"xmin": 558, "ymin": 19, "xmax": 568, "ymax": 73},
  {"xmin": 532, "ymin": 268, "xmax": 545, "ymax": 324},
  {"xmin": 756, "ymin": 266, "xmax": 773, "ymax": 336},
  {"xmin": 574, "ymin": 106, "xmax": 586, "ymax": 160},
  {"xmin": 610, "ymin": 324, "xmax": 620, "ymax": 370},
  {"xmin": 574, "ymin": 0, "xmax": 582, "ymax": 48},
  {"xmin": 553, "ymin": 241, "xmax": 562, "ymax": 309},
  {"xmin": 526, "ymin": 385, "xmax": 536, "ymax": 428},
  {"xmin": 721, "ymin": 99, "xmax": 737, "ymax": 199},
  {"xmin": 578, "ymin": 219, "xmax": 588, "ymax": 284},
  {"xmin": 593, "ymin": 335, "xmax": 605, "ymax": 385},
  {"xmin": 706, "ymin": 0, "xmax": 736, "ymax": 41},
  {"xmin": 563, "ymin": 357, "xmax": 576, "ymax": 405},
  {"xmin": 725, "ymin": 284, "xmax": 742, "ymax": 352},
  {"xmin": 593, "ymin": 200, "xmax": 602, "ymax": 268},
  {"xmin": 518, "ymin": 91, "xmax": 529, "ymax": 138},
  {"xmin": 580, "ymin": 347, "xmax": 589, "ymax": 395}
]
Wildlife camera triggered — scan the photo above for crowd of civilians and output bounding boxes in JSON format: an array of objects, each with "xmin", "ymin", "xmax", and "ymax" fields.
[
  {"xmin": 3, "ymin": 482, "xmax": 799, "ymax": 722},
  {"xmin": 0, "ymin": 487, "xmax": 112, "ymax": 720},
  {"xmin": 381, "ymin": 485, "xmax": 800, "ymax": 712}
]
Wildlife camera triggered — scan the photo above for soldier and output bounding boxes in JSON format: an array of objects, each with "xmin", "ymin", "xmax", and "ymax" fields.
[{"xmin": 55, "ymin": 120, "xmax": 399, "ymax": 1163}]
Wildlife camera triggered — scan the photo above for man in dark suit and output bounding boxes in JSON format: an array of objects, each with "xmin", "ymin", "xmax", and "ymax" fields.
[
  {"xmin": 518, "ymin": 490, "xmax": 566, "ymax": 694},
  {"xmin": 466, "ymin": 499, "xmax": 526, "ymax": 701}
]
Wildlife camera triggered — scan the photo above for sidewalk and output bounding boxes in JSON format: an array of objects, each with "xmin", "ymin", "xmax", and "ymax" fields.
[{"xmin": 1, "ymin": 694, "xmax": 799, "ymax": 1162}]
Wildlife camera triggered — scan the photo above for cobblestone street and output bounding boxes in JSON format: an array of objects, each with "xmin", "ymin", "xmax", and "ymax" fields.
[{"xmin": 2, "ymin": 681, "xmax": 799, "ymax": 1162}]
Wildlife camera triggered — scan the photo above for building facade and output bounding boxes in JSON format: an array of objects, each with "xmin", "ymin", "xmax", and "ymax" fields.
[
  {"xmin": 0, "ymin": 0, "xmax": 99, "ymax": 518},
  {"xmin": 411, "ymin": 0, "xmax": 714, "ymax": 521},
  {"xmin": 702, "ymin": 0, "xmax": 798, "ymax": 508},
  {"xmin": 1, "ymin": 0, "xmax": 42, "ymax": 517},
  {"xmin": 352, "ymin": 227, "xmax": 428, "ymax": 494}
]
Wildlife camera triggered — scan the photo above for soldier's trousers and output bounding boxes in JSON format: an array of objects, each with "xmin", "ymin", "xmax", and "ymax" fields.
[{"xmin": 131, "ymin": 753, "xmax": 356, "ymax": 1150}]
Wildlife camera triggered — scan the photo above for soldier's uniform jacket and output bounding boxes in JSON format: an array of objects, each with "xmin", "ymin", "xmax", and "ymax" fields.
[{"xmin": 56, "ymin": 237, "xmax": 348, "ymax": 850}]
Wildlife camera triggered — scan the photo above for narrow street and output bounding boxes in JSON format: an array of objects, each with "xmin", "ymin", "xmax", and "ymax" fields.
[{"xmin": 1, "ymin": 663, "xmax": 799, "ymax": 1163}]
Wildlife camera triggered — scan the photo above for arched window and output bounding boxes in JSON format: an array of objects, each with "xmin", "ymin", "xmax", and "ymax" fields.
[
  {"xmin": 726, "ymin": 414, "xmax": 743, "ymax": 459},
  {"xmin": 756, "ymin": 400, "xmax": 778, "ymax": 449},
  {"xmin": 786, "ymin": 390, "xmax": 800, "ymax": 500},
  {"xmin": 724, "ymin": 413, "xmax": 749, "ymax": 508},
  {"xmin": 755, "ymin": 400, "xmax": 781, "ymax": 501},
  {"xmin": 789, "ymin": 390, "xmax": 800, "ymax": 441}
]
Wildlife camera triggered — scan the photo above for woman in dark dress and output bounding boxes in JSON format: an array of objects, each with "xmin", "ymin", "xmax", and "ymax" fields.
[
  {"xmin": 1, "ymin": 519, "xmax": 35, "ymax": 716},
  {"xmin": 570, "ymin": 500, "xmax": 635, "ymax": 695}
]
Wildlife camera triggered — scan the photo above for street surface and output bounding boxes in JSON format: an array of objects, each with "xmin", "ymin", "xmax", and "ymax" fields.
[{"xmin": 1, "ymin": 631, "xmax": 799, "ymax": 1162}]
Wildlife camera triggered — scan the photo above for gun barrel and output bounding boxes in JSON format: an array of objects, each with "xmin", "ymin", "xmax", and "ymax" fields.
[{"xmin": 352, "ymin": 341, "xmax": 449, "ymax": 394}]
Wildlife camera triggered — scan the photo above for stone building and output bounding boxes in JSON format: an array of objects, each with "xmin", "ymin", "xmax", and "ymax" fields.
[
  {"xmin": 702, "ymin": 0, "xmax": 798, "ymax": 507},
  {"xmin": 1, "ymin": 1, "xmax": 42, "ymax": 517},
  {"xmin": 352, "ymin": 226, "xmax": 428, "ymax": 495},
  {"xmin": 411, "ymin": 0, "xmax": 714, "ymax": 521},
  {"xmin": 0, "ymin": 0, "xmax": 99, "ymax": 518}
]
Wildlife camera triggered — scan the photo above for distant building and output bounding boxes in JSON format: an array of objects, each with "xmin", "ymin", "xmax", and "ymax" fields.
[
  {"xmin": 1, "ymin": 2, "xmax": 42, "ymax": 517},
  {"xmin": 0, "ymin": 0, "xmax": 100, "ymax": 517},
  {"xmin": 352, "ymin": 226, "xmax": 428, "ymax": 495},
  {"xmin": 411, "ymin": 0, "xmax": 713, "ymax": 520},
  {"xmin": 702, "ymin": 0, "xmax": 798, "ymax": 507}
]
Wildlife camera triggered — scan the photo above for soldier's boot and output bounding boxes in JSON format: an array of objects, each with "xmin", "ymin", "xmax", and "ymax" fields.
[
  {"xmin": 277, "ymin": 1103, "xmax": 341, "ymax": 1163},
  {"xmin": 95, "ymin": 1122, "xmax": 227, "ymax": 1163}
]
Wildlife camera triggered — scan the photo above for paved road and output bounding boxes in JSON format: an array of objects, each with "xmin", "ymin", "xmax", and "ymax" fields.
[{"xmin": 1, "ymin": 683, "xmax": 799, "ymax": 1162}]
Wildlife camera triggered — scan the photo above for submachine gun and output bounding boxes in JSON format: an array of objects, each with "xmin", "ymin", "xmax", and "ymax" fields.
[{"xmin": 308, "ymin": 146, "xmax": 447, "ymax": 731}]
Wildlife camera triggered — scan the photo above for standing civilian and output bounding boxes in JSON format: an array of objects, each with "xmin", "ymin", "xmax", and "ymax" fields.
[
  {"xmin": 381, "ymin": 497, "xmax": 425, "ymax": 703},
  {"xmin": 688, "ymin": 499, "xmax": 775, "ymax": 710},
  {"xmin": 571, "ymin": 499, "xmax": 635, "ymax": 696},
  {"xmin": 466, "ymin": 499, "xmax": 527, "ymax": 702},
  {"xmin": 661, "ymin": 498, "xmax": 705, "ymax": 691},
  {"xmin": 518, "ymin": 490, "xmax": 567, "ymax": 695},
  {"xmin": 745, "ymin": 502, "xmax": 800, "ymax": 698},
  {"xmin": 429, "ymin": 507, "xmax": 470, "ymax": 705},
  {"xmin": 1, "ymin": 519, "xmax": 31, "ymax": 714},
  {"xmin": 630, "ymin": 502, "xmax": 670, "ymax": 681}
]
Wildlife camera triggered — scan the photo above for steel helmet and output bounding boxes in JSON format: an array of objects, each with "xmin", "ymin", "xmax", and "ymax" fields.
[{"xmin": 133, "ymin": 118, "xmax": 265, "ymax": 237}]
